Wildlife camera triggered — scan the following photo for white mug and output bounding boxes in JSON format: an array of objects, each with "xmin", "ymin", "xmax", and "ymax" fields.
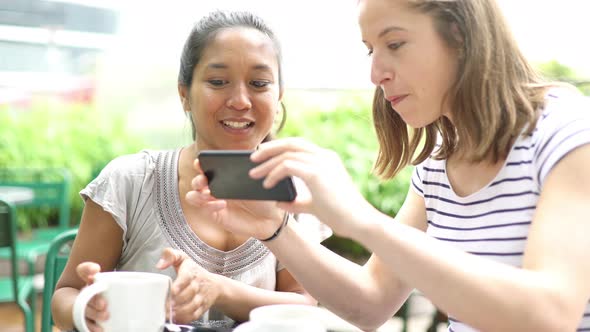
[
  {"xmin": 234, "ymin": 320, "xmax": 326, "ymax": 332},
  {"xmin": 73, "ymin": 271, "xmax": 171, "ymax": 332},
  {"xmin": 247, "ymin": 304, "xmax": 327, "ymax": 332}
]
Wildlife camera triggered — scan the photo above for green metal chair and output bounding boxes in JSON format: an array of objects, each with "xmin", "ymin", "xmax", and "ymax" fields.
[
  {"xmin": 0, "ymin": 168, "xmax": 72, "ymax": 238},
  {"xmin": 0, "ymin": 167, "xmax": 72, "ymax": 319},
  {"xmin": 41, "ymin": 228, "xmax": 78, "ymax": 332},
  {"xmin": 0, "ymin": 199, "xmax": 35, "ymax": 332},
  {"xmin": 0, "ymin": 167, "xmax": 72, "ymax": 270}
]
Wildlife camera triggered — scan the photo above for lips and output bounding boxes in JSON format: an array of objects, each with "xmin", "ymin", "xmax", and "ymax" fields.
[
  {"xmin": 386, "ymin": 94, "xmax": 408, "ymax": 107},
  {"xmin": 221, "ymin": 120, "xmax": 254, "ymax": 129}
]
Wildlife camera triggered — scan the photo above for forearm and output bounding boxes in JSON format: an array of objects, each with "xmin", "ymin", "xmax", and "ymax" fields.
[
  {"xmin": 357, "ymin": 212, "xmax": 577, "ymax": 332},
  {"xmin": 51, "ymin": 287, "xmax": 80, "ymax": 331},
  {"xmin": 264, "ymin": 220, "xmax": 410, "ymax": 330},
  {"xmin": 212, "ymin": 274, "xmax": 315, "ymax": 322}
]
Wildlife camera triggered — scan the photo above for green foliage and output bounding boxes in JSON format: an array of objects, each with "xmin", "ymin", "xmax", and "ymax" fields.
[
  {"xmin": 538, "ymin": 60, "xmax": 576, "ymax": 80},
  {"xmin": 281, "ymin": 90, "xmax": 412, "ymax": 258},
  {"xmin": 0, "ymin": 100, "xmax": 144, "ymax": 230},
  {"xmin": 537, "ymin": 60, "xmax": 590, "ymax": 95},
  {"xmin": 1, "ymin": 89, "xmax": 412, "ymax": 258}
]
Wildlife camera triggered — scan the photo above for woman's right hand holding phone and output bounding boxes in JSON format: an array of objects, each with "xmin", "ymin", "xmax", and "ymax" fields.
[{"xmin": 249, "ymin": 138, "xmax": 377, "ymax": 238}]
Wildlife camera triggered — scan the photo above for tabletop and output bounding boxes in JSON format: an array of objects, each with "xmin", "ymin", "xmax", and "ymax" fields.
[{"xmin": 0, "ymin": 186, "xmax": 34, "ymax": 205}]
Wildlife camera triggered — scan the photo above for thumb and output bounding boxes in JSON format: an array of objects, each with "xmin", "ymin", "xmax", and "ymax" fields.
[
  {"xmin": 156, "ymin": 248, "xmax": 186, "ymax": 271},
  {"xmin": 76, "ymin": 262, "xmax": 101, "ymax": 285}
]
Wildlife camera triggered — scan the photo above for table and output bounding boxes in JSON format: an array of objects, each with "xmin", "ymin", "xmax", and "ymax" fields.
[
  {"xmin": 0, "ymin": 186, "xmax": 34, "ymax": 205},
  {"xmin": 164, "ymin": 324, "xmax": 235, "ymax": 332}
]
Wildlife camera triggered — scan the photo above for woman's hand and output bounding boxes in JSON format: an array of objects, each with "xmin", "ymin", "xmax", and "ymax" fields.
[
  {"xmin": 76, "ymin": 262, "xmax": 108, "ymax": 332},
  {"xmin": 250, "ymin": 138, "xmax": 373, "ymax": 238},
  {"xmin": 185, "ymin": 159, "xmax": 285, "ymax": 240},
  {"xmin": 156, "ymin": 248, "xmax": 223, "ymax": 323}
]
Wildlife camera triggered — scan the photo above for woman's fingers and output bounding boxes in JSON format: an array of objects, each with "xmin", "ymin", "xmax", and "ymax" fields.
[
  {"xmin": 76, "ymin": 262, "xmax": 101, "ymax": 284},
  {"xmin": 266, "ymin": 153, "xmax": 319, "ymax": 189},
  {"xmin": 86, "ymin": 295, "xmax": 109, "ymax": 322},
  {"xmin": 193, "ymin": 158, "xmax": 204, "ymax": 173},
  {"xmin": 86, "ymin": 319, "xmax": 104, "ymax": 332},
  {"xmin": 156, "ymin": 248, "xmax": 186, "ymax": 270},
  {"xmin": 172, "ymin": 277, "xmax": 200, "ymax": 306},
  {"xmin": 186, "ymin": 159, "xmax": 229, "ymax": 209},
  {"xmin": 173, "ymin": 294, "xmax": 207, "ymax": 323},
  {"xmin": 171, "ymin": 272, "xmax": 196, "ymax": 300},
  {"xmin": 190, "ymin": 174, "xmax": 209, "ymax": 191},
  {"xmin": 170, "ymin": 262, "xmax": 218, "ymax": 322},
  {"xmin": 171, "ymin": 252, "xmax": 202, "ymax": 294},
  {"xmin": 84, "ymin": 294, "xmax": 108, "ymax": 332},
  {"xmin": 185, "ymin": 173, "xmax": 229, "ymax": 211},
  {"xmin": 76, "ymin": 262, "xmax": 108, "ymax": 331},
  {"xmin": 185, "ymin": 190, "xmax": 227, "ymax": 210},
  {"xmin": 250, "ymin": 150, "xmax": 313, "ymax": 184},
  {"xmin": 251, "ymin": 137, "xmax": 320, "ymax": 161}
]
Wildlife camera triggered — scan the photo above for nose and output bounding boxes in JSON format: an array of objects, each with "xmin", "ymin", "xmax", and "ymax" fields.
[
  {"xmin": 226, "ymin": 82, "xmax": 252, "ymax": 111},
  {"xmin": 370, "ymin": 52, "xmax": 394, "ymax": 87}
]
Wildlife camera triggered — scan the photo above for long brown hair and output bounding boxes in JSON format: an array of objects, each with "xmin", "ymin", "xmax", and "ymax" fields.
[{"xmin": 373, "ymin": 0, "xmax": 549, "ymax": 179}]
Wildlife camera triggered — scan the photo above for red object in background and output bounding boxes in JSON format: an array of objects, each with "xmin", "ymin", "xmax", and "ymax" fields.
[
  {"xmin": 54, "ymin": 77, "xmax": 95, "ymax": 104},
  {"xmin": 0, "ymin": 72, "xmax": 96, "ymax": 107}
]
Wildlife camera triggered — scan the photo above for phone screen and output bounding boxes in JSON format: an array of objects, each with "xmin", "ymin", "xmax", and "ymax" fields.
[{"xmin": 197, "ymin": 150, "xmax": 297, "ymax": 202}]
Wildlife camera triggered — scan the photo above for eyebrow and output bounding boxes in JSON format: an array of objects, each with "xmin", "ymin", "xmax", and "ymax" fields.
[
  {"xmin": 207, "ymin": 63, "xmax": 227, "ymax": 69},
  {"xmin": 378, "ymin": 26, "xmax": 406, "ymax": 38},
  {"xmin": 362, "ymin": 26, "xmax": 407, "ymax": 43},
  {"xmin": 206, "ymin": 63, "xmax": 274, "ymax": 72}
]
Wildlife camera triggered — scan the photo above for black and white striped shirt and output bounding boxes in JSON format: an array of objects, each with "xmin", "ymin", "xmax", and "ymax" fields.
[{"xmin": 411, "ymin": 89, "xmax": 590, "ymax": 331}]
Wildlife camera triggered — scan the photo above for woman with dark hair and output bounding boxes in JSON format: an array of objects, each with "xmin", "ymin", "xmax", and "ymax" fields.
[
  {"xmin": 188, "ymin": 1, "xmax": 590, "ymax": 331},
  {"xmin": 51, "ymin": 10, "xmax": 328, "ymax": 331}
]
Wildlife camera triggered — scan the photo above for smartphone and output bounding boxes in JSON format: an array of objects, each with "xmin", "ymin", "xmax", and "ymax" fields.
[{"xmin": 197, "ymin": 150, "xmax": 297, "ymax": 201}]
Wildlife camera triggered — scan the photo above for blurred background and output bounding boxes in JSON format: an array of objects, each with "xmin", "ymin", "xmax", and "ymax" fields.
[
  {"xmin": 0, "ymin": 1, "xmax": 589, "ymax": 331},
  {"xmin": 1, "ymin": 0, "xmax": 589, "ymax": 256}
]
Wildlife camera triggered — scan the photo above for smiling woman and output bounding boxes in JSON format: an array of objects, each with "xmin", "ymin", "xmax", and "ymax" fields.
[
  {"xmin": 178, "ymin": 26, "xmax": 283, "ymax": 150},
  {"xmin": 50, "ymin": 10, "xmax": 329, "ymax": 332}
]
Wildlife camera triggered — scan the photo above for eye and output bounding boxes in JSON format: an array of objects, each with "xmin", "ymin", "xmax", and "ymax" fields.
[
  {"xmin": 208, "ymin": 79, "xmax": 227, "ymax": 87},
  {"xmin": 388, "ymin": 41, "xmax": 405, "ymax": 51},
  {"xmin": 366, "ymin": 49, "xmax": 373, "ymax": 57},
  {"xmin": 250, "ymin": 80, "xmax": 271, "ymax": 88}
]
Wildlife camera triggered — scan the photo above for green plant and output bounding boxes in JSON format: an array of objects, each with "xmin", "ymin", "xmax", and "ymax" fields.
[
  {"xmin": 0, "ymin": 100, "xmax": 144, "ymax": 230},
  {"xmin": 537, "ymin": 60, "xmax": 590, "ymax": 95}
]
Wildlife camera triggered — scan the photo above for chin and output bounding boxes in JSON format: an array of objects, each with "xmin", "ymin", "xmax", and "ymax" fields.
[
  {"xmin": 398, "ymin": 111, "xmax": 437, "ymax": 129},
  {"xmin": 221, "ymin": 142, "xmax": 258, "ymax": 150},
  {"xmin": 407, "ymin": 121, "xmax": 433, "ymax": 129},
  {"xmin": 398, "ymin": 115, "xmax": 424, "ymax": 129}
]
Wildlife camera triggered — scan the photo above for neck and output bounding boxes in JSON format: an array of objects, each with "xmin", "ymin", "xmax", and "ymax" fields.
[{"xmin": 179, "ymin": 143, "xmax": 200, "ymax": 180}]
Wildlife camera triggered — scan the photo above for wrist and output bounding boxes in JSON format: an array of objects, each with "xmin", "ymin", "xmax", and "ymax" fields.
[
  {"xmin": 209, "ymin": 272, "xmax": 227, "ymax": 306},
  {"xmin": 260, "ymin": 211, "xmax": 290, "ymax": 242}
]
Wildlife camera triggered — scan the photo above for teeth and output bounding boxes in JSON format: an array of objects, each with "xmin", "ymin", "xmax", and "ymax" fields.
[{"xmin": 223, "ymin": 121, "xmax": 251, "ymax": 129}]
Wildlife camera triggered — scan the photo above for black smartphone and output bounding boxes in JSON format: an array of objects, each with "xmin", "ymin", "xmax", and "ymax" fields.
[{"xmin": 197, "ymin": 150, "xmax": 297, "ymax": 201}]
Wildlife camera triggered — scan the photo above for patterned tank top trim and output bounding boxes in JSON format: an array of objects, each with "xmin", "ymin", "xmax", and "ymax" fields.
[{"xmin": 154, "ymin": 149, "xmax": 271, "ymax": 277}]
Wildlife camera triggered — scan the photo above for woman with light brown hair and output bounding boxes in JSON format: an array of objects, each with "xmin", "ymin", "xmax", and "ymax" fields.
[{"xmin": 187, "ymin": 0, "xmax": 590, "ymax": 331}]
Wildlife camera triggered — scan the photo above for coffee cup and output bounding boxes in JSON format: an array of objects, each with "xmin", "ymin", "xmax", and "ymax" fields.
[
  {"xmin": 73, "ymin": 271, "xmax": 171, "ymax": 332},
  {"xmin": 245, "ymin": 304, "xmax": 326, "ymax": 332},
  {"xmin": 234, "ymin": 320, "xmax": 326, "ymax": 332}
]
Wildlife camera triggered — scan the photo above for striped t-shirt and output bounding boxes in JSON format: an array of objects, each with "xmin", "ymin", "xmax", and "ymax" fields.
[{"xmin": 411, "ymin": 89, "xmax": 590, "ymax": 332}]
